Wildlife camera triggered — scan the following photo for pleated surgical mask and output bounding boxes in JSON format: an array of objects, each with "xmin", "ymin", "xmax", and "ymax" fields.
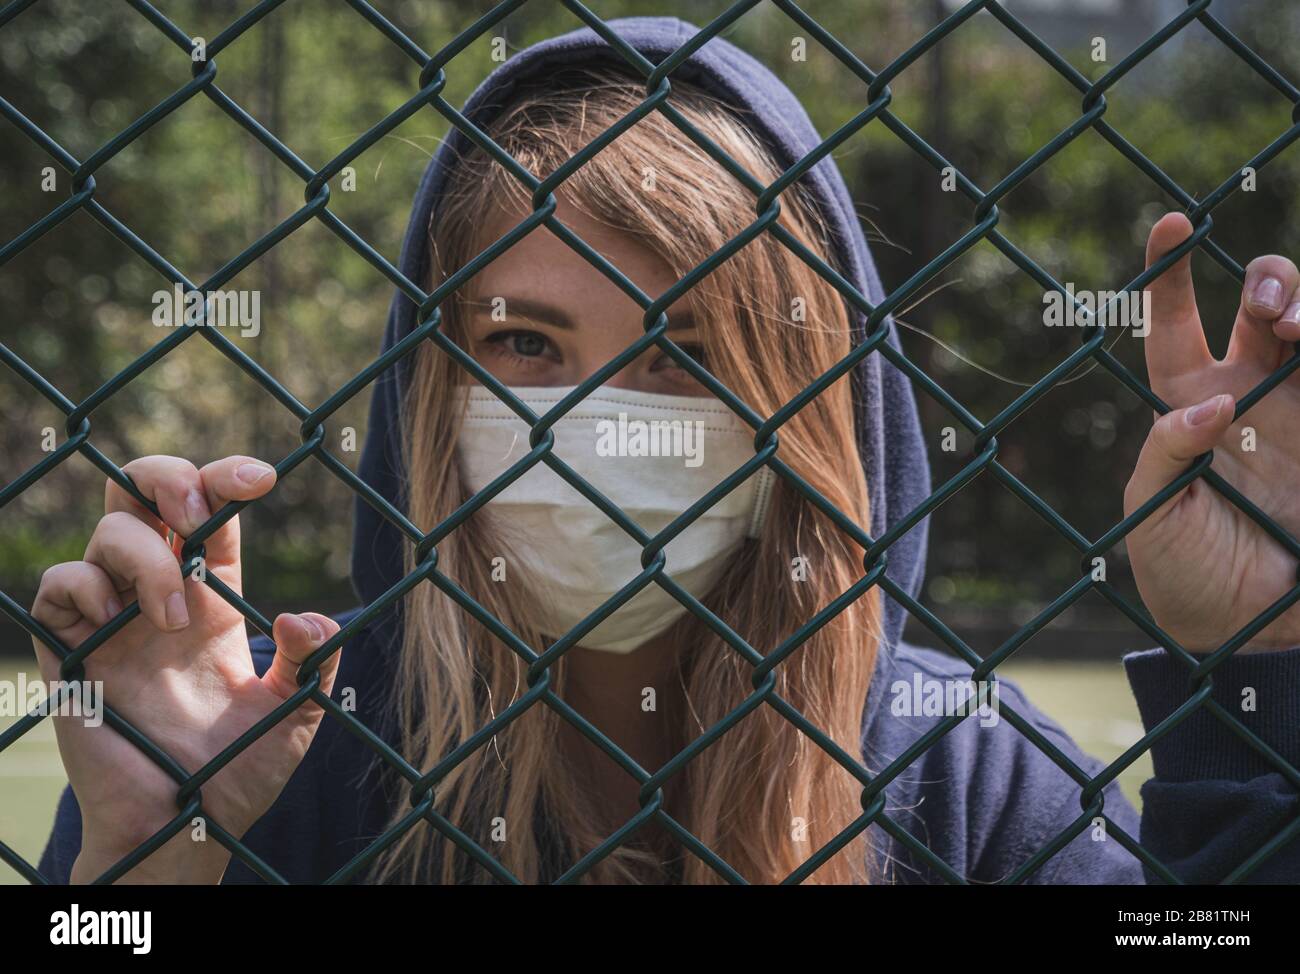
[{"xmin": 455, "ymin": 384, "xmax": 775, "ymax": 653}]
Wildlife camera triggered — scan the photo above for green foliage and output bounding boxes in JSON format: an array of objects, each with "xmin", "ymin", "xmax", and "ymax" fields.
[{"xmin": 2, "ymin": 0, "xmax": 1297, "ymax": 637}]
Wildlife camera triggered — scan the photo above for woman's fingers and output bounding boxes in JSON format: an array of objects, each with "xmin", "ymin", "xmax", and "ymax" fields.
[
  {"xmin": 32, "ymin": 560, "xmax": 124, "ymax": 632},
  {"xmin": 1124, "ymin": 393, "xmax": 1236, "ymax": 520},
  {"xmin": 195, "ymin": 455, "xmax": 277, "ymax": 514},
  {"xmin": 106, "ymin": 455, "xmax": 208, "ymax": 540},
  {"xmin": 191, "ymin": 455, "xmax": 277, "ymax": 566},
  {"xmin": 83, "ymin": 511, "xmax": 189, "ymax": 633},
  {"xmin": 1143, "ymin": 214, "xmax": 1296, "ymax": 375},
  {"xmin": 263, "ymin": 612, "xmax": 342, "ymax": 702},
  {"xmin": 1279, "ymin": 294, "xmax": 1300, "ymax": 343},
  {"xmin": 105, "ymin": 454, "xmax": 277, "ymax": 567},
  {"xmin": 1143, "ymin": 212, "xmax": 1212, "ymax": 381},
  {"xmin": 1229, "ymin": 254, "xmax": 1300, "ymax": 364}
]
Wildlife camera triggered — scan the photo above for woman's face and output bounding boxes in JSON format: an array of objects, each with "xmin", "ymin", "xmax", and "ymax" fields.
[{"xmin": 462, "ymin": 198, "xmax": 710, "ymax": 396}]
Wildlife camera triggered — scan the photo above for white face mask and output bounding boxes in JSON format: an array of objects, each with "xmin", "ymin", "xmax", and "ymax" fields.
[{"xmin": 455, "ymin": 385, "xmax": 775, "ymax": 653}]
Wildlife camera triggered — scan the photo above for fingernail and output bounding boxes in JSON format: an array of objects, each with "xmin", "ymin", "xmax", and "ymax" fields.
[
  {"xmin": 1187, "ymin": 394, "xmax": 1228, "ymax": 426},
  {"xmin": 185, "ymin": 488, "xmax": 210, "ymax": 528},
  {"xmin": 235, "ymin": 462, "xmax": 274, "ymax": 486},
  {"xmin": 1281, "ymin": 301, "xmax": 1300, "ymax": 326},
  {"xmin": 1251, "ymin": 276, "xmax": 1284, "ymax": 313},
  {"xmin": 105, "ymin": 596, "xmax": 123, "ymax": 621},
  {"xmin": 301, "ymin": 615, "xmax": 324, "ymax": 643},
  {"xmin": 165, "ymin": 591, "xmax": 190, "ymax": 629}
]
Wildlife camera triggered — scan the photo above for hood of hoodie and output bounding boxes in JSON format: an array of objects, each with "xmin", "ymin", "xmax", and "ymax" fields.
[{"xmin": 350, "ymin": 16, "xmax": 931, "ymax": 683}]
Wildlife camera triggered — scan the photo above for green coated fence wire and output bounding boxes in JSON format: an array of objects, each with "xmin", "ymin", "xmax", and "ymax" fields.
[{"xmin": 2, "ymin": 0, "xmax": 1300, "ymax": 885}]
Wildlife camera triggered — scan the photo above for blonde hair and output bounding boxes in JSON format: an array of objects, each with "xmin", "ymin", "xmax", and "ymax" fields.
[{"xmin": 372, "ymin": 66, "xmax": 880, "ymax": 884}]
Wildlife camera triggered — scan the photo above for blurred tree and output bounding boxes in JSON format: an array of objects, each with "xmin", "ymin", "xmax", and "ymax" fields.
[{"xmin": 1, "ymin": 0, "xmax": 1296, "ymax": 653}]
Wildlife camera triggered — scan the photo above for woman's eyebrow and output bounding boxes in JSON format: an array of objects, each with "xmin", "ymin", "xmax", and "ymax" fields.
[
  {"xmin": 467, "ymin": 296, "xmax": 696, "ymax": 331},
  {"xmin": 664, "ymin": 310, "xmax": 697, "ymax": 332},
  {"xmin": 467, "ymin": 296, "xmax": 575, "ymax": 329}
]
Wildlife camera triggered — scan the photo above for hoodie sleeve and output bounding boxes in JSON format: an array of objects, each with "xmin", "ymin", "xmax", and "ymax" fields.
[
  {"xmin": 1021, "ymin": 648, "xmax": 1300, "ymax": 885},
  {"xmin": 1119, "ymin": 645, "xmax": 1300, "ymax": 883},
  {"xmin": 870, "ymin": 643, "xmax": 1297, "ymax": 885},
  {"xmin": 36, "ymin": 783, "xmax": 81, "ymax": 883}
]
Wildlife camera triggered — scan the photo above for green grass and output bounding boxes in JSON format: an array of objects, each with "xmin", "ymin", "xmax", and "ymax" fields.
[
  {"xmin": 0, "ymin": 660, "xmax": 68, "ymax": 885},
  {"xmin": 0, "ymin": 657, "xmax": 1149, "ymax": 885}
]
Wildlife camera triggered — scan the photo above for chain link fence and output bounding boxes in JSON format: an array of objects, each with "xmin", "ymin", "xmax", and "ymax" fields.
[{"xmin": 2, "ymin": 0, "xmax": 1299, "ymax": 884}]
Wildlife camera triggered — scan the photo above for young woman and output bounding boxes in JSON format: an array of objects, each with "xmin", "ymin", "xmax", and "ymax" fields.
[{"xmin": 34, "ymin": 18, "xmax": 1300, "ymax": 884}]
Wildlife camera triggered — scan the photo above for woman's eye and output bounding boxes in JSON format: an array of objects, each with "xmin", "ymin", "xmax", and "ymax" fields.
[
  {"xmin": 487, "ymin": 330, "xmax": 550, "ymax": 358},
  {"xmin": 654, "ymin": 343, "xmax": 706, "ymax": 371}
]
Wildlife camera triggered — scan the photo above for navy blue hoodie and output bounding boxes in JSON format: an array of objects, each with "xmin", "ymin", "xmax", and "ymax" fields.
[{"xmin": 39, "ymin": 17, "xmax": 1300, "ymax": 884}]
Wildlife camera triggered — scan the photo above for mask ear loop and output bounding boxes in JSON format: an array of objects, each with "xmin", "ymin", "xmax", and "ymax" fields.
[{"xmin": 746, "ymin": 467, "xmax": 776, "ymax": 539}]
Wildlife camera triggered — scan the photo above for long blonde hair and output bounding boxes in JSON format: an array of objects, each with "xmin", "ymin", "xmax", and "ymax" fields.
[{"xmin": 372, "ymin": 66, "xmax": 880, "ymax": 884}]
